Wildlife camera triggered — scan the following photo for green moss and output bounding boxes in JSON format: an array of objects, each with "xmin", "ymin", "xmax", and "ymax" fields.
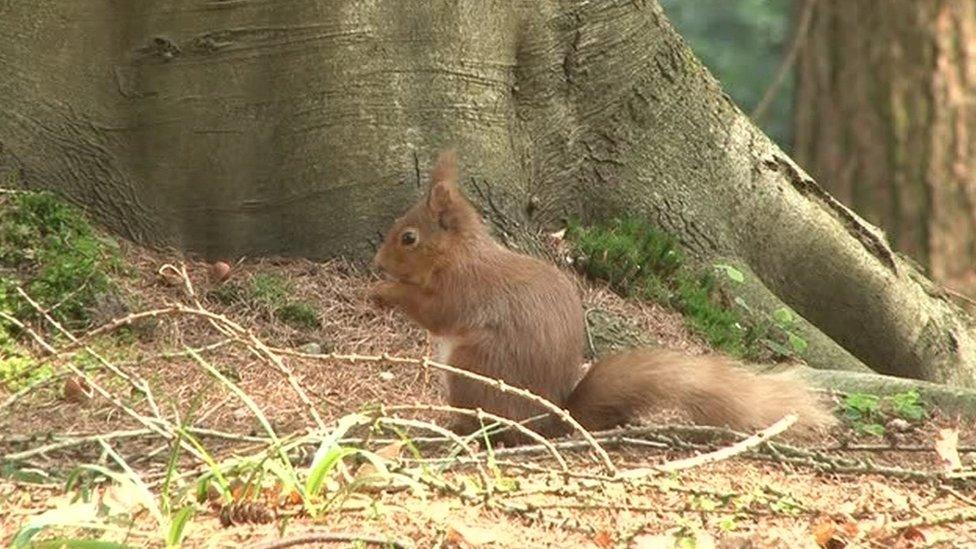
[
  {"xmin": 567, "ymin": 218, "xmax": 782, "ymax": 360},
  {"xmin": 276, "ymin": 302, "xmax": 320, "ymax": 330},
  {"xmin": 0, "ymin": 190, "xmax": 123, "ymax": 331},
  {"xmin": 207, "ymin": 273, "xmax": 318, "ymax": 331},
  {"xmin": 248, "ymin": 274, "xmax": 291, "ymax": 308},
  {"xmin": 208, "ymin": 281, "xmax": 246, "ymax": 306},
  {"xmin": 842, "ymin": 390, "xmax": 927, "ymax": 437},
  {"xmin": 0, "ymin": 346, "xmax": 49, "ymax": 391},
  {"xmin": 0, "ymin": 189, "xmax": 130, "ymax": 390}
]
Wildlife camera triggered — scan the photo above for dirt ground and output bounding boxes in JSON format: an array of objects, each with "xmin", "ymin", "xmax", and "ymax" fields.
[{"xmin": 2, "ymin": 240, "xmax": 976, "ymax": 548}]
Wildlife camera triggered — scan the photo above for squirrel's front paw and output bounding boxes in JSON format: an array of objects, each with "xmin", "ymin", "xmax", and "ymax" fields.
[{"xmin": 368, "ymin": 281, "xmax": 397, "ymax": 309}]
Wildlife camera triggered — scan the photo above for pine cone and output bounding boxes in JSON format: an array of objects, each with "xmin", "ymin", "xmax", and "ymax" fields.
[{"xmin": 218, "ymin": 502, "xmax": 274, "ymax": 527}]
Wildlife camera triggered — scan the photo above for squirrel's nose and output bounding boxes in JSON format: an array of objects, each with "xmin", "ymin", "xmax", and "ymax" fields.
[{"xmin": 370, "ymin": 251, "xmax": 384, "ymax": 273}]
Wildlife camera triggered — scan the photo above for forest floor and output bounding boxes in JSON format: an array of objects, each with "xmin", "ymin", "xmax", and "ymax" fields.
[{"xmin": 2, "ymin": 200, "xmax": 976, "ymax": 547}]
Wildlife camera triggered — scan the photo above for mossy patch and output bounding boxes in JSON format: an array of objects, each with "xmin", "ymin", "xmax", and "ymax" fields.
[
  {"xmin": 567, "ymin": 218, "xmax": 805, "ymax": 361},
  {"xmin": 0, "ymin": 190, "xmax": 124, "ymax": 331},
  {"xmin": 276, "ymin": 302, "xmax": 320, "ymax": 330},
  {"xmin": 208, "ymin": 273, "xmax": 319, "ymax": 331},
  {"xmin": 0, "ymin": 189, "xmax": 128, "ymax": 390},
  {"xmin": 249, "ymin": 273, "xmax": 291, "ymax": 309},
  {"xmin": 842, "ymin": 390, "xmax": 927, "ymax": 437}
]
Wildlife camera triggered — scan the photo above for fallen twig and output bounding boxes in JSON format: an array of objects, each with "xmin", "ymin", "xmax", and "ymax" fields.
[
  {"xmin": 939, "ymin": 484, "xmax": 976, "ymax": 508},
  {"xmin": 885, "ymin": 508, "xmax": 976, "ymax": 534},
  {"xmin": 254, "ymin": 532, "xmax": 412, "ymax": 549},
  {"xmin": 279, "ymin": 348, "xmax": 616, "ymax": 474},
  {"xmin": 16, "ymin": 286, "xmax": 164, "ymax": 420},
  {"xmin": 1, "ymin": 426, "xmax": 270, "ymax": 461},
  {"xmin": 657, "ymin": 414, "xmax": 798, "ymax": 473},
  {"xmin": 164, "ymin": 263, "xmax": 328, "ymax": 431},
  {"xmin": 382, "ymin": 403, "xmax": 569, "ymax": 471}
]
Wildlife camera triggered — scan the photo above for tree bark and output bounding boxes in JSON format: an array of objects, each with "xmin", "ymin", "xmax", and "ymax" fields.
[
  {"xmin": 2, "ymin": 1, "xmax": 975, "ymax": 387},
  {"xmin": 794, "ymin": 0, "xmax": 976, "ymax": 290}
]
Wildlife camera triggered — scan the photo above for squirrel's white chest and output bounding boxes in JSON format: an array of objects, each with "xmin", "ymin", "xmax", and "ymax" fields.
[
  {"xmin": 430, "ymin": 335, "xmax": 457, "ymax": 399},
  {"xmin": 431, "ymin": 335, "xmax": 457, "ymax": 363}
]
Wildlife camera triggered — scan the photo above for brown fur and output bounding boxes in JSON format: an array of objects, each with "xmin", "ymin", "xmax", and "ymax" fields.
[
  {"xmin": 566, "ymin": 349, "xmax": 836, "ymax": 434},
  {"xmin": 371, "ymin": 150, "xmax": 836, "ymax": 443}
]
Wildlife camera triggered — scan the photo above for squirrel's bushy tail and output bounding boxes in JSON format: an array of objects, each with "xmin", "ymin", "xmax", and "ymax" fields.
[{"xmin": 566, "ymin": 348, "xmax": 836, "ymax": 434}]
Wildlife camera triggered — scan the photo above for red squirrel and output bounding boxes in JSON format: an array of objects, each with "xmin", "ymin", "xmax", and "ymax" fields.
[{"xmin": 370, "ymin": 151, "xmax": 835, "ymax": 443}]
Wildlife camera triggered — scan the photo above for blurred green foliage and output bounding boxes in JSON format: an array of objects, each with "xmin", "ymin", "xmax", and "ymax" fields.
[{"xmin": 661, "ymin": 0, "xmax": 794, "ymax": 148}]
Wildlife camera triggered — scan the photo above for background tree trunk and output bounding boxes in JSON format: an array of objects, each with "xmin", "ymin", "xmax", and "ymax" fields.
[
  {"xmin": 793, "ymin": 0, "xmax": 976, "ymax": 290},
  {"xmin": 2, "ymin": 0, "xmax": 976, "ymax": 387},
  {"xmin": 0, "ymin": 1, "xmax": 536, "ymax": 259}
]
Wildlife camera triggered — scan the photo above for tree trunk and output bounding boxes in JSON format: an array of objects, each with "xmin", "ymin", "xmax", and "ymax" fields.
[
  {"xmin": 794, "ymin": 0, "xmax": 976, "ymax": 290},
  {"xmin": 2, "ymin": 1, "xmax": 976, "ymax": 387}
]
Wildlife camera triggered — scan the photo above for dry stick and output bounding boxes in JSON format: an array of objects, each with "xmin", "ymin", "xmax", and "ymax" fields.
[
  {"xmin": 373, "ymin": 415, "xmax": 493, "ymax": 498},
  {"xmin": 4, "ymin": 428, "xmax": 152, "ymax": 461},
  {"xmin": 1, "ymin": 338, "xmax": 233, "ymax": 413},
  {"xmin": 422, "ymin": 433, "xmax": 668, "ymax": 467},
  {"xmin": 885, "ymin": 508, "xmax": 976, "ymax": 533},
  {"xmin": 661, "ymin": 427, "xmax": 946, "ymax": 481},
  {"xmin": 504, "ymin": 466, "xmax": 753, "ymax": 507},
  {"xmin": 754, "ymin": 446, "xmax": 942, "ymax": 482},
  {"xmin": 939, "ymin": 484, "xmax": 976, "ymax": 508},
  {"xmin": 824, "ymin": 442, "xmax": 976, "ymax": 454},
  {"xmin": 656, "ymin": 414, "xmax": 798, "ymax": 473},
  {"xmin": 0, "ymin": 311, "xmax": 57, "ymax": 354},
  {"xmin": 58, "ymin": 362, "xmax": 213, "ymax": 465},
  {"xmin": 50, "ymin": 306, "xmax": 183, "ymax": 356},
  {"xmin": 254, "ymin": 533, "xmax": 411, "ymax": 549},
  {"xmin": 503, "ymin": 499, "xmax": 801, "ymax": 518},
  {"xmin": 278, "ymin": 348, "xmax": 616, "ymax": 474},
  {"xmin": 1, "ymin": 426, "xmax": 269, "ymax": 461},
  {"xmin": 121, "ymin": 339, "xmax": 234, "ymax": 367},
  {"xmin": 383, "ymin": 403, "xmax": 570, "ymax": 471},
  {"xmin": 440, "ymin": 422, "xmax": 953, "ymax": 484},
  {"xmin": 162, "ymin": 263, "xmax": 326, "ymax": 431},
  {"xmin": 15, "ymin": 287, "xmax": 164, "ymax": 421},
  {"xmin": 751, "ymin": 0, "xmax": 817, "ymax": 123},
  {"xmin": 14, "ymin": 293, "xmax": 605, "ymax": 471},
  {"xmin": 424, "ymin": 416, "xmax": 798, "ymax": 476},
  {"xmin": 944, "ymin": 285, "xmax": 976, "ymax": 308},
  {"xmin": 159, "ymin": 406, "xmax": 557, "ymax": 491},
  {"xmin": 2, "ymin": 290, "xmax": 207, "ymax": 463}
]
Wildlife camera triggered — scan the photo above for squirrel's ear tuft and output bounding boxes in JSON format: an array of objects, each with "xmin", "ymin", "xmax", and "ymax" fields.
[
  {"xmin": 426, "ymin": 149, "xmax": 461, "ymax": 230},
  {"xmin": 427, "ymin": 179, "xmax": 456, "ymax": 229},
  {"xmin": 430, "ymin": 149, "xmax": 458, "ymax": 185}
]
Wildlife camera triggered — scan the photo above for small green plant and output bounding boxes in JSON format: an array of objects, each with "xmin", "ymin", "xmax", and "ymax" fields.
[
  {"xmin": 276, "ymin": 302, "xmax": 320, "ymax": 330},
  {"xmin": 0, "ymin": 190, "xmax": 123, "ymax": 331},
  {"xmin": 764, "ymin": 307, "xmax": 808, "ymax": 356},
  {"xmin": 889, "ymin": 389, "xmax": 926, "ymax": 421},
  {"xmin": 718, "ymin": 515, "xmax": 739, "ymax": 532},
  {"xmin": 567, "ymin": 218, "xmax": 804, "ymax": 360},
  {"xmin": 568, "ymin": 218, "xmax": 745, "ymax": 356},
  {"xmin": 208, "ymin": 281, "xmax": 245, "ymax": 306},
  {"xmin": 209, "ymin": 273, "xmax": 319, "ymax": 331},
  {"xmin": 11, "ymin": 443, "xmax": 194, "ymax": 549},
  {"xmin": 0, "ymin": 348, "xmax": 50, "ymax": 391},
  {"xmin": 842, "ymin": 390, "xmax": 927, "ymax": 436},
  {"xmin": 0, "ymin": 190, "xmax": 126, "ymax": 390},
  {"xmin": 249, "ymin": 274, "xmax": 291, "ymax": 309}
]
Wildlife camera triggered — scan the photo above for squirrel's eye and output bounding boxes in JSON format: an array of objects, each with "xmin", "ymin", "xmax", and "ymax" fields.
[{"xmin": 400, "ymin": 229, "xmax": 418, "ymax": 247}]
